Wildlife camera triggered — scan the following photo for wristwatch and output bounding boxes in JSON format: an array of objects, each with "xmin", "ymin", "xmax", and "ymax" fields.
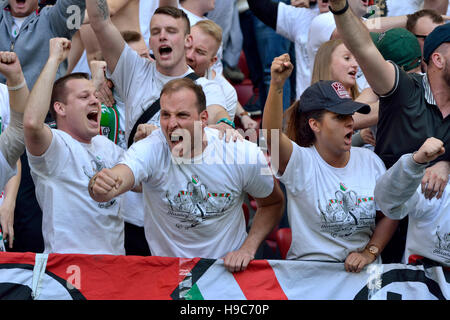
[
  {"xmin": 239, "ymin": 111, "xmax": 250, "ymax": 118},
  {"xmin": 365, "ymin": 244, "xmax": 380, "ymax": 258}
]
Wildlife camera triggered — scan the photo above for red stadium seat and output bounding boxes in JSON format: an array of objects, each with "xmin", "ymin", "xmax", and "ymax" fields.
[
  {"xmin": 237, "ymin": 51, "xmax": 250, "ymax": 80},
  {"xmin": 234, "ymin": 51, "xmax": 258, "ymax": 106},
  {"xmin": 276, "ymin": 228, "xmax": 292, "ymax": 260},
  {"xmin": 242, "ymin": 203, "xmax": 250, "ymax": 227}
]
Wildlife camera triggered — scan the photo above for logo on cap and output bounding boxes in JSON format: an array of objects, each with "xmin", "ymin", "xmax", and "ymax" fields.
[{"xmin": 331, "ymin": 82, "xmax": 351, "ymax": 99}]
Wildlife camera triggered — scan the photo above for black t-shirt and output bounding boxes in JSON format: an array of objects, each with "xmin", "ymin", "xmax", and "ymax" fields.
[{"xmin": 375, "ymin": 63, "xmax": 450, "ymax": 169}]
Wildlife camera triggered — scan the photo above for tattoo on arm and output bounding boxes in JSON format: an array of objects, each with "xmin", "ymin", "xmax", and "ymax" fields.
[{"xmin": 96, "ymin": 0, "xmax": 110, "ymax": 20}]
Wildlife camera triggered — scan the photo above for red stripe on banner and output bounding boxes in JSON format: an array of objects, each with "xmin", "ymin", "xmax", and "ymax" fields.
[
  {"xmin": 0, "ymin": 252, "xmax": 36, "ymax": 265},
  {"xmin": 233, "ymin": 260, "xmax": 288, "ymax": 300},
  {"xmin": 45, "ymin": 254, "xmax": 184, "ymax": 300}
]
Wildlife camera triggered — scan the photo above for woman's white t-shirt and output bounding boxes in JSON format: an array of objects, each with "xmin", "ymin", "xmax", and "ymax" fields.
[{"xmin": 275, "ymin": 142, "xmax": 386, "ymax": 262}]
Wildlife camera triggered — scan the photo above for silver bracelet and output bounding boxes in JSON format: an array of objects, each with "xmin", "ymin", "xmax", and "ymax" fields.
[{"xmin": 7, "ymin": 79, "xmax": 26, "ymax": 91}]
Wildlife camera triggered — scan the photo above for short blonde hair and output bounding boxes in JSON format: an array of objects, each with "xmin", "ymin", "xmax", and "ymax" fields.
[{"xmin": 193, "ymin": 20, "xmax": 223, "ymax": 55}]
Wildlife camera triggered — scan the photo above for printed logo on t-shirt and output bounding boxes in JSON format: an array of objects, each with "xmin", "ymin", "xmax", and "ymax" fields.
[
  {"xmin": 318, "ymin": 182, "xmax": 375, "ymax": 238},
  {"xmin": 82, "ymin": 156, "xmax": 117, "ymax": 209},
  {"xmin": 166, "ymin": 175, "xmax": 233, "ymax": 230},
  {"xmin": 433, "ymin": 226, "xmax": 450, "ymax": 263}
]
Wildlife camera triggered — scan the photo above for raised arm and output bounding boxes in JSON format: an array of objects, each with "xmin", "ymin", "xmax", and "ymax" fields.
[
  {"xmin": 0, "ymin": 52, "xmax": 29, "ymax": 168},
  {"xmin": 374, "ymin": 137, "xmax": 445, "ymax": 219},
  {"xmin": 329, "ymin": 0, "xmax": 395, "ymax": 95},
  {"xmin": 363, "ymin": 15, "xmax": 407, "ymax": 33},
  {"xmin": 353, "ymin": 87, "xmax": 379, "ymax": 130},
  {"xmin": 247, "ymin": 0, "xmax": 279, "ymax": 30},
  {"xmin": 83, "ymin": 0, "xmax": 134, "ymax": 24},
  {"xmin": 262, "ymin": 54, "xmax": 294, "ymax": 175},
  {"xmin": 0, "ymin": 52, "xmax": 28, "ymax": 115},
  {"xmin": 85, "ymin": 0, "xmax": 126, "ymax": 72},
  {"xmin": 23, "ymin": 38, "xmax": 71, "ymax": 157},
  {"xmin": 423, "ymin": 0, "xmax": 449, "ymax": 14},
  {"xmin": 159, "ymin": 0, "xmax": 178, "ymax": 6}
]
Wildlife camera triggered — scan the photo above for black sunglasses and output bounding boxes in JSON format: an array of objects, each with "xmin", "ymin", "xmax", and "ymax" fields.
[{"xmin": 414, "ymin": 34, "xmax": 427, "ymax": 39}]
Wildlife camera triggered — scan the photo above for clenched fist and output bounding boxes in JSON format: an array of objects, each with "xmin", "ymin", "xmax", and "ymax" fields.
[{"xmin": 49, "ymin": 37, "xmax": 72, "ymax": 64}]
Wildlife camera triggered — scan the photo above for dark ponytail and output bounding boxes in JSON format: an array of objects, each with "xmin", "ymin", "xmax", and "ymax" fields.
[{"xmin": 284, "ymin": 100, "xmax": 325, "ymax": 147}]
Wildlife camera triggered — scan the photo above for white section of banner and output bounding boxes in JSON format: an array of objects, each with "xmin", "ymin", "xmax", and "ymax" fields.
[
  {"xmin": 194, "ymin": 260, "xmax": 449, "ymax": 300},
  {"xmin": 194, "ymin": 260, "xmax": 247, "ymax": 300}
]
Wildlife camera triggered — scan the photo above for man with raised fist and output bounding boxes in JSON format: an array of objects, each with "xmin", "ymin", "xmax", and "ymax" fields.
[
  {"xmin": 375, "ymin": 137, "xmax": 449, "ymax": 267},
  {"xmin": 23, "ymin": 37, "xmax": 125, "ymax": 255}
]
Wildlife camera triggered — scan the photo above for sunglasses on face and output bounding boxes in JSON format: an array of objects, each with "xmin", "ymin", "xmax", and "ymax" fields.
[{"xmin": 414, "ymin": 34, "xmax": 427, "ymax": 40}]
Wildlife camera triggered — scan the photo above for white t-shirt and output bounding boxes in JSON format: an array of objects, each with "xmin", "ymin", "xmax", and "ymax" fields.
[
  {"xmin": 120, "ymin": 127, "xmax": 274, "ymax": 258},
  {"xmin": 307, "ymin": 11, "xmax": 336, "ymax": 73},
  {"xmin": 11, "ymin": 16, "xmax": 26, "ymax": 38},
  {"xmin": 28, "ymin": 130, "xmax": 125, "ymax": 255},
  {"xmin": 109, "ymin": 44, "xmax": 228, "ymax": 140},
  {"xmin": 275, "ymin": 142, "xmax": 386, "ymax": 262},
  {"xmin": 276, "ymin": 2, "xmax": 320, "ymax": 98},
  {"xmin": 0, "ymin": 83, "xmax": 11, "ymax": 205},
  {"xmin": 139, "ymin": 0, "xmax": 160, "ymax": 48},
  {"xmin": 307, "ymin": 11, "xmax": 370, "ymax": 91},
  {"xmin": 386, "ymin": 0, "xmax": 423, "ymax": 16},
  {"xmin": 208, "ymin": 71, "xmax": 237, "ymax": 120},
  {"xmin": 0, "ymin": 84, "xmax": 9, "ymax": 133},
  {"xmin": 71, "ymin": 50, "xmax": 91, "ymax": 76},
  {"xmin": 374, "ymin": 154, "xmax": 450, "ymax": 267},
  {"xmin": 402, "ymin": 184, "xmax": 450, "ymax": 266},
  {"xmin": 111, "ymin": 91, "xmax": 145, "ymax": 227}
]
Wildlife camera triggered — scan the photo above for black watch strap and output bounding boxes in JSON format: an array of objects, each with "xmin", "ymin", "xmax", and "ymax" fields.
[{"xmin": 329, "ymin": 0, "xmax": 349, "ymax": 15}]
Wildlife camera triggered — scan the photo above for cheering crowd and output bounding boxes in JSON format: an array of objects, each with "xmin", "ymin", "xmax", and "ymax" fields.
[{"xmin": 0, "ymin": 0, "xmax": 449, "ymax": 275}]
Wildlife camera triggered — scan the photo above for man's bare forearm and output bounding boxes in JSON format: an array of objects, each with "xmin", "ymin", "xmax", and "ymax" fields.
[
  {"xmin": 159, "ymin": 0, "xmax": 178, "ymax": 7},
  {"xmin": 7, "ymin": 76, "xmax": 29, "ymax": 115},
  {"xmin": 95, "ymin": 0, "xmax": 110, "ymax": 21},
  {"xmin": 423, "ymin": 0, "xmax": 449, "ymax": 15},
  {"xmin": 329, "ymin": 0, "xmax": 395, "ymax": 95},
  {"xmin": 23, "ymin": 58, "xmax": 59, "ymax": 132},
  {"xmin": 365, "ymin": 15, "xmax": 407, "ymax": 33},
  {"xmin": 85, "ymin": 0, "xmax": 125, "ymax": 72},
  {"xmin": 330, "ymin": 0, "xmax": 372, "ymax": 61}
]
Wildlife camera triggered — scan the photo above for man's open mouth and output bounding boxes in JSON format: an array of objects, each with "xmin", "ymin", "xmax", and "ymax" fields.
[
  {"xmin": 87, "ymin": 110, "xmax": 99, "ymax": 124},
  {"xmin": 159, "ymin": 46, "xmax": 173, "ymax": 57},
  {"xmin": 170, "ymin": 132, "xmax": 183, "ymax": 145}
]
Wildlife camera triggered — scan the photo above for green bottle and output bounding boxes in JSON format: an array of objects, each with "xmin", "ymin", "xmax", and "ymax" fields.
[{"xmin": 99, "ymin": 103, "xmax": 120, "ymax": 144}]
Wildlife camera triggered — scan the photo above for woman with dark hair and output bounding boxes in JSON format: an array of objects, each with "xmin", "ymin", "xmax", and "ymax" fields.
[{"xmin": 263, "ymin": 53, "xmax": 398, "ymax": 273}]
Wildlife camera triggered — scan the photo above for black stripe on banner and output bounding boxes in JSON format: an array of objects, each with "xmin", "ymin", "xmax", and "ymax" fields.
[
  {"xmin": 0, "ymin": 263, "xmax": 86, "ymax": 300},
  {"xmin": 354, "ymin": 268, "xmax": 447, "ymax": 300},
  {"xmin": 170, "ymin": 258, "xmax": 216, "ymax": 300}
]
